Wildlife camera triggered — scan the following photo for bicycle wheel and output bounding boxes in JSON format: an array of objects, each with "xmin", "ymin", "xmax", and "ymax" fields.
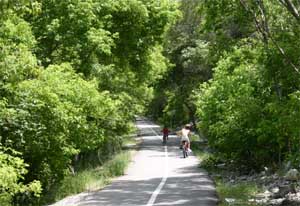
[
  {"xmin": 183, "ymin": 146, "xmax": 187, "ymax": 158},
  {"xmin": 163, "ymin": 136, "xmax": 167, "ymax": 144}
]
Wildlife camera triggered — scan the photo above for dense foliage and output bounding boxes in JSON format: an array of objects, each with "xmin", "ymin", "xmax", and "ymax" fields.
[
  {"xmin": 150, "ymin": 0, "xmax": 300, "ymax": 170},
  {"xmin": 148, "ymin": 0, "xmax": 210, "ymax": 128},
  {"xmin": 3, "ymin": 0, "xmax": 300, "ymax": 204},
  {"xmin": 0, "ymin": 0, "xmax": 178, "ymax": 205}
]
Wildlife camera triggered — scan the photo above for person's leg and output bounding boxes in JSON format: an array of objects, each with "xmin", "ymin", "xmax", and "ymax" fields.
[
  {"xmin": 181, "ymin": 140, "xmax": 185, "ymax": 149},
  {"xmin": 185, "ymin": 141, "xmax": 189, "ymax": 157},
  {"xmin": 163, "ymin": 134, "xmax": 167, "ymax": 143},
  {"xmin": 186, "ymin": 140, "xmax": 192, "ymax": 152}
]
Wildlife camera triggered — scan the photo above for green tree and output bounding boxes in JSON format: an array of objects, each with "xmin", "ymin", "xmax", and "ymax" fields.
[
  {"xmin": 194, "ymin": 0, "xmax": 300, "ymax": 168},
  {"xmin": 149, "ymin": 0, "xmax": 211, "ymax": 128},
  {"xmin": 0, "ymin": 1, "xmax": 179, "ymax": 204},
  {"xmin": 0, "ymin": 145, "xmax": 41, "ymax": 206}
]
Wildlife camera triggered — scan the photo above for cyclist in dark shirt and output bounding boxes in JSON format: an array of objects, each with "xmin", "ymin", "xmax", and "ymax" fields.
[{"xmin": 161, "ymin": 127, "xmax": 170, "ymax": 143}]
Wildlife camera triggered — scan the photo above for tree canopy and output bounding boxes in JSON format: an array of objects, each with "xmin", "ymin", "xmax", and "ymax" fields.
[
  {"xmin": 0, "ymin": 1, "xmax": 178, "ymax": 205},
  {"xmin": 2, "ymin": 0, "xmax": 300, "ymax": 205},
  {"xmin": 150, "ymin": 0, "xmax": 300, "ymax": 170}
]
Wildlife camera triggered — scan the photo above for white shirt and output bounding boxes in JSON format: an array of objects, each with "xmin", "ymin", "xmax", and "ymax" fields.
[{"xmin": 181, "ymin": 128, "xmax": 190, "ymax": 142}]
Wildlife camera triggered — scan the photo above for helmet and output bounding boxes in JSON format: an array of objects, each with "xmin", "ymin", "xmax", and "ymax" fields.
[{"xmin": 185, "ymin": 124, "xmax": 191, "ymax": 129}]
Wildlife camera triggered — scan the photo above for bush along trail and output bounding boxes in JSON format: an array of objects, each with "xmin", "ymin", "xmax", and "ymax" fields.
[{"xmin": 0, "ymin": 1, "xmax": 178, "ymax": 205}]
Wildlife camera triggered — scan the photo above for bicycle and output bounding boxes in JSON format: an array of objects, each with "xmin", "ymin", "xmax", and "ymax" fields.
[
  {"xmin": 162, "ymin": 134, "xmax": 168, "ymax": 144},
  {"xmin": 182, "ymin": 140, "xmax": 188, "ymax": 158}
]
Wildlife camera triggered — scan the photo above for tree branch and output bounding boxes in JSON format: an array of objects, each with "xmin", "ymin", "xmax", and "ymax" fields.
[
  {"xmin": 240, "ymin": 0, "xmax": 300, "ymax": 73},
  {"xmin": 278, "ymin": 0, "xmax": 300, "ymax": 21}
]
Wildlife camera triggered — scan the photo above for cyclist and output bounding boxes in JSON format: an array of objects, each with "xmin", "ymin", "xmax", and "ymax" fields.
[
  {"xmin": 161, "ymin": 126, "xmax": 170, "ymax": 143},
  {"xmin": 180, "ymin": 124, "xmax": 192, "ymax": 152}
]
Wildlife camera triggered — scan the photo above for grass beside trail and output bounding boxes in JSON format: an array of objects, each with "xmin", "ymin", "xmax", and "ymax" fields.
[
  {"xmin": 216, "ymin": 181, "xmax": 260, "ymax": 206},
  {"xmin": 44, "ymin": 134, "xmax": 138, "ymax": 205},
  {"xmin": 51, "ymin": 151, "xmax": 131, "ymax": 201},
  {"xmin": 191, "ymin": 139, "xmax": 263, "ymax": 206},
  {"xmin": 123, "ymin": 133, "xmax": 139, "ymax": 146}
]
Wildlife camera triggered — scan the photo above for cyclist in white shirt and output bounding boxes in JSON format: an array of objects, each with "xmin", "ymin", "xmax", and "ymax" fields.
[{"xmin": 179, "ymin": 124, "xmax": 192, "ymax": 152}]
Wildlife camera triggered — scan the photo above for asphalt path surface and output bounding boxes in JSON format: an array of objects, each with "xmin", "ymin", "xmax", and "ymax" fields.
[{"xmin": 51, "ymin": 119, "xmax": 218, "ymax": 206}]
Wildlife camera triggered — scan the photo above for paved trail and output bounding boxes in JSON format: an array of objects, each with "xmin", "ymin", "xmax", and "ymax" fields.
[{"xmin": 51, "ymin": 119, "xmax": 218, "ymax": 206}]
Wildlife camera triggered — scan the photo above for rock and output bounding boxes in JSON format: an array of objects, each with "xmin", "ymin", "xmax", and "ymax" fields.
[
  {"xmin": 272, "ymin": 173, "xmax": 279, "ymax": 179},
  {"xmin": 216, "ymin": 163, "xmax": 226, "ymax": 169},
  {"xmin": 261, "ymin": 175, "xmax": 268, "ymax": 180},
  {"xmin": 269, "ymin": 198, "xmax": 286, "ymax": 205},
  {"xmin": 209, "ymin": 165, "xmax": 300, "ymax": 206},
  {"xmin": 264, "ymin": 166, "xmax": 270, "ymax": 174},
  {"xmin": 281, "ymin": 199, "xmax": 300, "ymax": 206},
  {"xmin": 254, "ymin": 198, "xmax": 268, "ymax": 204},
  {"xmin": 249, "ymin": 198, "xmax": 268, "ymax": 204},
  {"xmin": 256, "ymin": 190, "xmax": 272, "ymax": 199},
  {"xmin": 225, "ymin": 198, "xmax": 236, "ymax": 204},
  {"xmin": 272, "ymin": 185, "xmax": 296, "ymax": 199},
  {"xmin": 286, "ymin": 192, "xmax": 300, "ymax": 204},
  {"xmin": 270, "ymin": 187, "xmax": 280, "ymax": 193},
  {"xmin": 248, "ymin": 198, "xmax": 255, "ymax": 202},
  {"xmin": 239, "ymin": 175, "xmax": 248, "ymax": 181},
  {"xmin": 285, "ymin": 169, "xmax": 300, "ymax": 181}
]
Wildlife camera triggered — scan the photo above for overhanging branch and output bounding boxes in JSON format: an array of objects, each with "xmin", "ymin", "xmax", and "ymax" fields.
[{"xmin": 240, "ymin": 0, "xmax": 300, "ymax": 74}]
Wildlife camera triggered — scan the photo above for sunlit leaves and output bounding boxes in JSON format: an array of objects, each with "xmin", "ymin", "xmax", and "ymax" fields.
[
  {"xmin": 2, "ymin": 63, "xmax": 124, "ymax": 188},
  {"xmin": 0, "ymin": 1, "xmax": 179, "ymax": 204},
  {"xmin": 195, "ymin": 45, "xmax": 269, "ymax": 166},
  {"xmin": 0, "ymin": 146, "xmax": 42, "ymax": 206}
]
